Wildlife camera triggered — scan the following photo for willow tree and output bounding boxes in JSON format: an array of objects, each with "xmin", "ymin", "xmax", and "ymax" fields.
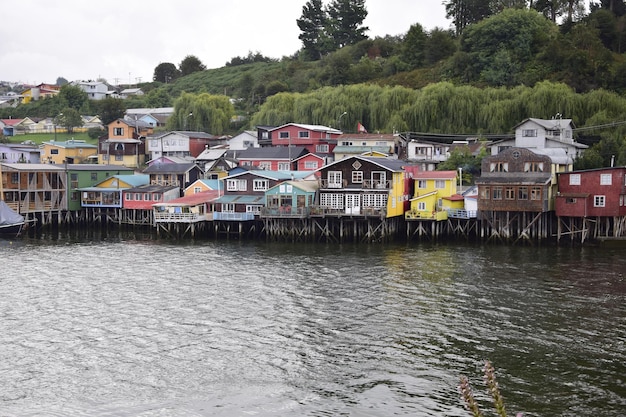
[{"xmin": 170, "ymin": 92, "xmax": 234, "ymax": 134}]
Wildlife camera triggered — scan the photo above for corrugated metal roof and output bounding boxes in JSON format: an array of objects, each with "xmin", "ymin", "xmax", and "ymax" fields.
[{"xmin": 214, "ymin": 195, "xmax": 265, "ymax": 204}]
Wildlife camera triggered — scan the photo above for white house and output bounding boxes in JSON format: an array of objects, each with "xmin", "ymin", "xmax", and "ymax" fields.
[
  {"xmin": 72, "ymin": 80, "xmax": 109, "ymax": 100},
  {"xmin": 228, "ymin": 130, "xmax": 258, "ymax": 150}
]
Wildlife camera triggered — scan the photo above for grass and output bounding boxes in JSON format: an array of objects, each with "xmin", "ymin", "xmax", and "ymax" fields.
[{"xmin": 6, "ymin": 132, "xmax": 95, "ymax": 146}]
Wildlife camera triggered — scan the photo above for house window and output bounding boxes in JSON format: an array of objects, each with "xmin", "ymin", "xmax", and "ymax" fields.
[
  {"xmin": 278, "ymin": 162, "xmax": 290, "ymax": 170},
  {"xmin": 227, "ymin": 179, "xmax": 247, "ymax": 191},
  {"xmin": 126, "ymin": 193, "xmax": 133, "ymax": 200},
  {"xmin": 246, "ymin": 205, "xmax": 262, "ymax": 214},
  {"xmin": 566, "ymin": 198, "xmax": 577, "ymax": 204},
  {"xmin": 490, "ymin": 162, "xmax": 508, "ymax": 172},
  {"xmin": 194, "ymin": 187, "xmax": 202, "ymax": 193},
  {"xmin": 505, "ymin": 187, "xmax": 515, "ymax": 200},
  {"xmin": 341, "ymin": 141, "xmax": 353, "ymax": 146},
  {"xmin": 153, "ymin": 193, "xmax": 161, "ymax": 201},
  {"xmin": 418, "ymin": 202, "xmax": 426, "ymax": 210},
  {"xmin": 113, "ymin": 127, "xmax": 124, "ymax": 136},
  {"xmin": 253, "ymin": 179, "xmax": 268, "ymax": 191},
  {"xmin": 620, "ymin": 195, "xmax": 625, "ymax": 206},
  {"xmin": 51, "ymin": 149, "xmax": 59, "ymax": 155},
  {"xmin": 304, "ymin": 161, "xmax": 318, "ymax": 169},
  {"xmin": 144, "ymin": 194, "xmax": 150, "ymax": 201},
  {"xmin": 134, "ymin": 193, "xmax": 141, "ymax": 200},
  {"xmin": 327, "ymin": 171, "xmax": 342, "ymax": 188},
  {"xmin": 298, "ymin": 131, "xmax": 310, "ymax": 139},
  {"xmin": 530, "ymin": 187, "xmax": 542, "ymax": 200},
  {"xmin": 371, "ymin": 172, "xmax": 386, "ymax": 188},
  {"xmin": 600, "ymin": 173, "xmax": 612, "ymax": 185},
  {"xmin": 279, "ymin": 132, "xmax": 289, "ymax": 139},
  {"xmin": 522, "ymin": 129, "xmax": 537, "ymax": 137},
  {"xmin": 524, "ymin": 162, "xmax": 544, "ymax": 172},
  {"xmin": 480, "ymin": 187, "xmax": 490, "ymax": 199},
  {"xmin": 115, "ymin": 154, "xmax": 123, "ymax": 161},
  {"xmin": 320, "ymin": 193, "xmax": 344, "ymax": 209},
  {"xmin": 222, "ymin": 203, "xmax": 235, "ymax": 212},
  {"xmin": 352, "ymin": 171, "xmax": 363, "ymax": 183},
  {"xmin": 316, "ymin": 144, "xmax": 329, "ymax": 153},
  {"xmin": 115, "ymin": 143, "xmax": 124, "ymax": 151},
  {"xmin": 91, "ymin": 172, "xmax": 98, "ymax": 181},
  {"xmin": 417, "ymin": 180, "xmax": 427, "ymax": 189},
  {"xmin": 492, "ymin": 187, "xmax": 502, "ymax": 200},
  {"xmin": 70, "ymin": 173, "xmax": 78, "ymax": 189},
  {"xmin": 10, "ymin": 173, "xmax": 18, "ymax": 184},
  {"xmin": 435, "ymin": 180, "xmax": 445, "ymax": 189},
  {"xmin": 594, "ymin": 195, "xmax": 606, "ymax": 207},
  {"xmin": 258, "ymin": 162, "xmax": 271, "ymax": 170},
  {"xmin": 518, "ymin": 187, "xmax": 528, "ymax": 200},
  {"xmin": 569, "ymin": 174, "xmax": 581, "ymax": 185}
]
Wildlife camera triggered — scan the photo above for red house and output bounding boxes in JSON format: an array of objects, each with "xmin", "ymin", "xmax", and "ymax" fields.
[
  {"xmin": 269, "ymin": 123, "xmax": 341, "ymax": 156},
  {"xmin": 556, "ymin": 167, "xmax": 626, "ymax": 218},
  {"xmin": 293, "ymin": 152, "xmax": 326, "ymax": 173}
]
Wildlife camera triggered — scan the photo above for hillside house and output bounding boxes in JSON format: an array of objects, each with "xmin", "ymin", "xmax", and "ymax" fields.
[
  {"xmin": 40, "ymin": 140, "xmax": 98, "ymax": 164},
  {"xmin": 269, "ymin": 123, "xmax": 341, "ymax": 157}
]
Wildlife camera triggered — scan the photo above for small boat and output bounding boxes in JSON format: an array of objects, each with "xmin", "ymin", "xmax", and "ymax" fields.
[{"xmin": 0, "ymin": 200, "xmax": 26, "ymax": 238}]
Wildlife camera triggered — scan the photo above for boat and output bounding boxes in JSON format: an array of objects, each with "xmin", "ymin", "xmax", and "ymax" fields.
[{"xmin": 0, "ymin": 200, "xmax": 26, "ymax": 237}]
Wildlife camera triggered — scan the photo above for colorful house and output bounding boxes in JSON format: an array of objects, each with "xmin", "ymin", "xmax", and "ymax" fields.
[
  {"xmin": 261, "ymin": 180, "xmax": 319, "ymax": 218},
  {"xmin": 292, "ymin": 152, "xmax": 326, "ymax": 172},
  {"xmin": 555, "ymin": 167, "xmax": 626, "ymax": 241},
  {"xmin": 66, "ymin": 164, "xmax": 135, "ymax": 212},
  {"xmin": 315, "ymin": 156, "xmax": 416, "ymax": 218},
  {"xmin": 99, "ymin": 118, "xmax": 149, "ymax": 167},
  {"xmin": 215, "ymin": 170, "xmax": 314, "ymax": 221},
  {"xmin": 153, "ymin": 190, "xmax": 222, "ymax": 237},
  {"xmin": 406, "ymin": 170, "xmax": 459, "ymax": 221},
  {"xmin": 269, "ymin": 123, "xmax": 341, "ymax": 156},
  {"xmin": 79, "ymin": 174, "xmax": 149, "ymax": 208},
  {"xmin": 40, "ymin": 139, "xmax": 98, "ymax": 164},
  {"xmin": 142, "ymin": 162, "xmax": 204, "ymax": 191},
  {"xmin": 235, "ymin": 146, "xmax": 309, "ymax": 171},
  {"xmin": 0, "ymin": 143, "xmax": 40, "ymax": 163},
  {"xmin": 184, "ymin": 179, "xmax": 223, "ymax": 196}
]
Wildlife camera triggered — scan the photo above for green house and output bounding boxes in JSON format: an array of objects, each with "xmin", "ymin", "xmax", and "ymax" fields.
[
  {"xmin": 66, "ymin": 164, "xmax": 135, "ymax": 211},
  {"xmin": 262, "ymin": 180, "xmax": 318, "ymax": 218}
]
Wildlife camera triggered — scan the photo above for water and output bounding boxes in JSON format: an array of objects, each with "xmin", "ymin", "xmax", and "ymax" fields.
[{"xmin": 0, "ymin": 233, "xmax": 625, "ymax": 416}]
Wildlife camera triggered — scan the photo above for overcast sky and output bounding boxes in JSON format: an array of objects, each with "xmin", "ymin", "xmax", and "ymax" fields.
[{"xmin": 1, "ymin": 0, "xmax": 450, "ymax": 86}]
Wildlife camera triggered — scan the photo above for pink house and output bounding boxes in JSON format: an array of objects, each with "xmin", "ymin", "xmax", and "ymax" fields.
[{"xmin": 270, "ymin": 123, "xmax": 341, "ymax": 155}]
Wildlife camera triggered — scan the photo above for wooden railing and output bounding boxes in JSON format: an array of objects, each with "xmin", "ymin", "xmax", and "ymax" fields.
[
  {"xmin": 260, "ymin": 207, "xmax": 310, "ymax": 218},
  {"xmin": 154, "ymin": 212, "xmax": 211, "ymax": 223},
  {"xmin": 213, "ymin": 212, "xmax": 255, "ymax": 221}
]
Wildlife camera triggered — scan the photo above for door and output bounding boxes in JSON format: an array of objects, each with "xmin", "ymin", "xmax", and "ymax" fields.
[{"xmin": 345, "ymin": 194, "xmax": 361, "ymax": 215}]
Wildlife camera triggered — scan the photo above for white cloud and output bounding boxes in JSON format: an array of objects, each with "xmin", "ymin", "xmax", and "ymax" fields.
[{"xmin": 0, "ymin": 0, "xmax": 449, "ymax": 85}]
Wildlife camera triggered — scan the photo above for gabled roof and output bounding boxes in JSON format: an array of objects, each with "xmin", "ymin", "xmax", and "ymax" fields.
[
  {"xmin": 514, "ymin": 117, "xmax": 575, "ymax": 130},
  {"xmin": 196, "ymin": 148, "xmax": 228, "ymax": 160},
  {"xmin": 79, "ymin": 174, "xmax": 150, "ymax": 190},
  {"xmin": 142, "ymin": 162, "xmax": 200, "ymax": 174},
  {"xmin": 186, "ymin": 179, "xmax": 223, "ymax": 191},
  {"xmin": 267, "ymin": 180, "xmax": 319, "ymax": 193},
  {"xmin": 154, "ymin": 131, "xmax": 215, "ymax": 139},
  {"xmin": 292, "ymin": 152, "xmax": 325, "ymax": 162},
  {"xmin": 271, "ymin": 123, "xmax": 341, "ymax": 134},
  {"xmin": 318, "ymin": 156, "xmax": 407, "ymax": 172}
]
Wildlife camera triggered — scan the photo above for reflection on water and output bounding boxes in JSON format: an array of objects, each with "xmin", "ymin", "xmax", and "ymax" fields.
[{"xmin": 0, "ymin": 234, "xmax": 624, "ymax": 416}]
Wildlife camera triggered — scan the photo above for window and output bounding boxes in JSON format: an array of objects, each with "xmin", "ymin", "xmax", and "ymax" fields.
[
  {"xmin": 298, "ymin": 131, "xmax": 310, "ymax": 139},
  {"xmin": 258, "ymin": 162, "xmax": 271, "ymax": 170},
  {"xmin": 490, "ymin": 162, "xmax": 508, "ymax": 172},
  {"xmin": 418, "ymin": 202, "xmax": 426, "ymax": 210},
  {"xmin": 51, "ymin": 149, "xmax": 59, "ymax": 155},
  {"xmin": 91, "ymin": 172, "xmax": 98, "ymax": 181},
  {"xmin": 524, "ymin": 162, "xmax": 544, "ymax": 172},
  {"xmin": 341, "ymin": 141, "xmax": 353, "ymax": 146},
  {"xmin": 480, "ymin": 187, "xmax": 490, "ymax": 199},
  {"xmin": 194, "ymin": 187, "xmax": 202, "ymax": 194},
  {"xmin": 153, "ymin": 193, "xmax": 161, "ymax": 201},
  {"xmin": 320, "ymin": 193, "xmax": 344, "ymax": 209},
  {"xmin": 144, "ymin": 194, "xmax": 150, "ymax": 201},
  {"xmin": 569, "ymin": 174, "xmax": 581, "ymax": 185},
  {"xmin": 352, "ymin": 171, "xmax": 363, "ymax": 183},
  {"xmin": 227, "ymin": 179, "xmax": 247, "ymax": 191},
  {"xmin": 435, "ymin": 180, "xmax": 445, "ymax": 189},
  {"xmin": 246, "ymin": 205, "xmax": 262, "ymax": 214},
  {"xmin": 492, "ymin": 187, "xmax": 502, "ymax": 200},
  {"xmin": 594, "ymin": 195, "xmax": 606, "ymax": 207},
  {"xmin": 505, "ymin": 187, "xmax": 515, "ymax": 200},
  {"xmin": 316, "ymin": 144, "xmax": 329, "ymax": 153},
  {"xmin": 115, "ymin": 154, "xmax": 123, "ymax": 161},
  {"xmin": 253, "ymin": 179, "xmax": 268, "ymax": 191},
  {"xmin": 518, "ymin": 187, "xmax": 528, "ymax": 200},
  {"xmin": 620, "ymin": 195, "xmax": 625, "ymax": 206},
  {"xmin": 417, "ymin": 180, "xmax": 427, "ymax": 189},
  {"xmin": 126, "ymin": 193, "xmax": 133, "ymax": 201},
  {"xmin": 279, "ymin": 132, "xmax": 289, "ymax": 139},
  {"xmin": 566, "ymin": 198, "xmax": 577, "ymax": 204},
  {"xmin": 135, "ymin": 193, "xmax": 141, "ymax": 200},
  {"xmin": 70, "ymin": 173, "xmax": 78, "ymax": 189},
  {"xmin": 278, "ymin": 162, "xmax": 290, "ymax": 170},
  {"xmin": 600, "ymin": 173, "xmax": 612, "ymax": 185},
  {"xmin": 113, "ymin": 127, "xmax": 124, "ymax": 136},
  {"xmin": 327, "ymin": 171, "xmax": 342, "ymax": 188},
  {"xmin": 222, "ymin": 203, "xmax": 235, "ymax": 212},
  {"xmin": 522, "ymin": 129, "xmax": 537, "ymax": 137},
  {"xmin": 304, "ymin": 161, "xmax": 318, "ymax": 169},
  {"xmin": 530, "ymin": 187, "xmax": 542, "ymax": 200}
]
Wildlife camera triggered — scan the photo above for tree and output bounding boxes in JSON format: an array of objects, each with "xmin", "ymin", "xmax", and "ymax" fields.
[
  {"xmin": 95, "ymin": 97, "xmax": 126, "ymax": 126},
  {"xmin": 58, "ymin": 107, "xmax": 84, "ymax": 134},
  {"xmin": 153, "ymin": 62, "xmax": 180, "ymax": 83},
  {"xmin": 401, "ymin": 23, "xmax": 428, "ymax": 68},
  {"xmin": 55, "ymin": 77, "xmax": 68, "ymax": 86},
  {"xmin": 424, "ymin": 28, "xmax": 458, "ymax": 65},
  {"xmin": 169, "ymin": 92, "xmax": 234, "ymax": 134},
  {"xmin": 326, "ymin": 0, "xmax": 369, "ymax": 49},
  {"xmin": 179, "ymin": 55, "xmax": 206, "ymax": 77},
  {"xmin": 444, "ymin": 0, "xmax": 494, "ymax": 35},
  {"xmin": 58, "ymin": 84, "xmax": 88, "ymax": 111},
  {"xmin": 297, "ymin": 0, "xmax": 331, "ymax": 60}
]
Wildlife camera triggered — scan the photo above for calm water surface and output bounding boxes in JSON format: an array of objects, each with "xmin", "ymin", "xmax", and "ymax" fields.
[{"xmin": 0, "ymin": 232, "xmax": 624, "ymax": 416}]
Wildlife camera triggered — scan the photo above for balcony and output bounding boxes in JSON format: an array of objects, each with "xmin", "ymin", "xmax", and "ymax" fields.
[
  {"xmin": 154, "ymin": 212, "xmax": 212, "ymax": 223},
  {"xmin": 405, "ymin": 210, "xmax": 448, "ymax": 221},
  {"xmin": 319, "ymin": 179, "xmax": 391, "ymax": 190},
  {"xmin": 213, "ymin": 212, "xmax": 256, "ymax": 221},
  {"xmin": 260, "ymin": 206, "xmax": 310, "ymax": 218}
]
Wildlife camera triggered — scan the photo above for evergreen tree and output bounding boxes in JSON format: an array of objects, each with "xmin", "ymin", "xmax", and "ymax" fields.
[
  {"xmin": 297, "ymin": 0, "xmax": 331, "ymax": 60},
  {"xmin": 444, "ymin": 0, "xmax": 493, "ymax": 35},
  {"xmin": 179, "ymin": 55, "xmax": 206, "ymax": 77},
  {"xmin": 153, "ymin": 62, "xmax": 180, "ymax": 83},
  {"xmin": 326, "ymin": 0, "xmax": 369, "ymax": 49}
]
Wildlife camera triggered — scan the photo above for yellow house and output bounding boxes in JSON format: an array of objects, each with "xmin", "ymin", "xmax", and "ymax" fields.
[
  {"xmin": 40, "ymin": 139, "xmax": 98, "ymax": 164},
  {"xmin": 183, "ymin": 179, "xmax": 223, "ymax": 197},
  {"xmin": 406, "ymin": 170, "xmax": 459, "ymax": 221}
]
